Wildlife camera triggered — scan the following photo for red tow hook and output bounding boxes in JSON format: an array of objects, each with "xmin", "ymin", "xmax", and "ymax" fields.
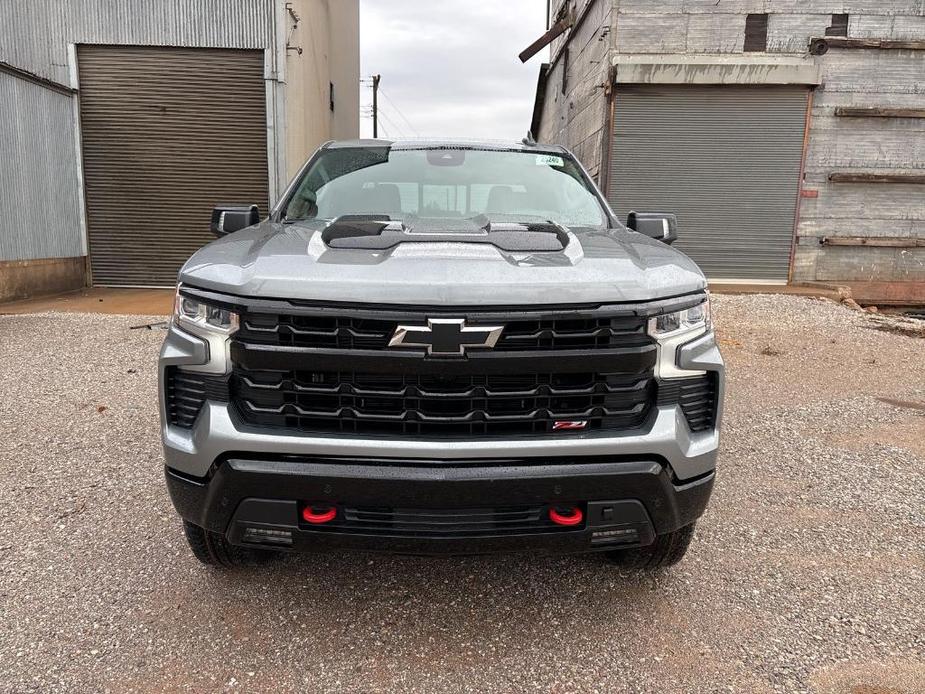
[
  {"xmin": 549, "ymin": 506, "xmax": 583, "ymax": 526},
  {"xmin": 301, "ymin": 505, "xmax": 337, "ymax": 524}
]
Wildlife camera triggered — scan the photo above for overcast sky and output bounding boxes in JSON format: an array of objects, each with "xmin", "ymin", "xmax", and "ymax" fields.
[{"xmin": 359, "ymin": 0, "xmax": 548, "ymax": 140}]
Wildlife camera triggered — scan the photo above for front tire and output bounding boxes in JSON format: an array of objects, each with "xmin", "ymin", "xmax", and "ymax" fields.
[
  {"xmin": 182, "ymin": 521, "xmax": 278, "ymax": 568},
  {"xmin": 605, "ymin": 523, "xmax": 697, "ymax": 570}
]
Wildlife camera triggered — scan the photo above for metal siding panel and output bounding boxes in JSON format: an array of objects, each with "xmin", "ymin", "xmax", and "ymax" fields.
[
  {"xmin": 1, "ymin": 0, "xmax": 271, "ymax": 85},
  {"xmin": 78, "ymin": 45, "xmax": 269, "ymax": 286},
  {"xmin": 608, "ymin": 85, "xmax": 807, "ymax": 280},
  {"xmin": 0, "ymin": 72, "xmax": 83, "ymax": 261}
]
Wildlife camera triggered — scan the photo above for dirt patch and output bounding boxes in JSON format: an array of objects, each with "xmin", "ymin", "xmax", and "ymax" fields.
[
  {"xmin": 877, "ymin": 398, "xmax": 925, "ymax": 413},
  {"xmin": 866, "ymin": 317, "xmax": 925, "ymax": 339},
  {"xmin": 826, "ymin": 414, "xmax": 925, "ymax": 459},
  {"xmin": 810, "ymin": 660, "xmax": 925, "ymax": 694}
]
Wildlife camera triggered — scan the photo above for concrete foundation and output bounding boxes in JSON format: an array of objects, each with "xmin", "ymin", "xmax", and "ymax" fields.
[
  {"xmin": 0, "ymin": 256, "xmax": 86, "ymax": 303},
  {"xmin": 843, "ymin": 281, "xmax": 925, "ymax": 306},
  {"xmin": 611, "ymin": 54, "xmax": 822, "ymax": 86}
]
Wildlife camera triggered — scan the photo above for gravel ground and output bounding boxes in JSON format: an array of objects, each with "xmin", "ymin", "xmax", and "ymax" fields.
[{"xmin": 0, "ymin": 295, "xmax": 923, "ymax": 693}]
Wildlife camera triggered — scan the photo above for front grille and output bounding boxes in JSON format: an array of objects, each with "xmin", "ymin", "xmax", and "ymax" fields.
[
  {"xmin": 657, "ymin": 374, "xmax": 718, "ymax": 432},
  {"xmin": 223, "ymin": 301, "xmax": 676, "ymax": 438},
  {"xmin": 497, "ymin": 315, "xmax": 650, "ymax": 350},
  {"xmin": 308, "ymin": 505, "xmax": 581, "ymax": 536},
  {"xmin": 232, "ymin": 369, "xmax": 655, "ymax": 436},
  {"xmin": 239, "ymin": 314, "xmax": 395, "ymax": 350},
  {"xmin": 165, "ymin": 367, "xmax": 228, "ymax": 428},
  {"xmin": 236, "ymin": 312, "xmax": 651, "ymax": 351}
]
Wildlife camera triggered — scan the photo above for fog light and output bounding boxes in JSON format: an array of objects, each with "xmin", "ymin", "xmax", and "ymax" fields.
[
  {"xmin": 242, "ymin": 527, "xmax": 293, "ymax": 546},
  {"xmin": 590, "ymin": 527, "xmax": 640, "ymax": 545}
]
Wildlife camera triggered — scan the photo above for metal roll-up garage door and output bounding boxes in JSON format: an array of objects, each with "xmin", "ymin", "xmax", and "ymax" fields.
[
  {"xmin": 607, "ymin": 86, "xmax": 808, "ymax": 281},
  {"xmin": 78, "ymin": 46, "xmax": 269, "ymax": 286}
]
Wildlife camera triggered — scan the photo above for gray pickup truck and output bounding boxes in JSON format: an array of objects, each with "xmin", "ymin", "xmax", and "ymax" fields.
[{"xmin": 159, "ymin": 139, "xmax": 724, "ymax": 569}]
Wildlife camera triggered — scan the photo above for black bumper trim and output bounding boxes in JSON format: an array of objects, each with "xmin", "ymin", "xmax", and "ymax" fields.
[
  {"xmin": 229, "ymin": 341, "xmax": 656, "ymax": 375},
  {"xmin": 165, "ymin": 456, "xmax": 714, "ymax": 556}
]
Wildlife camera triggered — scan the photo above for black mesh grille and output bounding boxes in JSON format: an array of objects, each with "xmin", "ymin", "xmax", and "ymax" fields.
[
  {"xmin": 229, "ymin": 305, "xmax": 664, "ymax": 438},
  {"xmin": 310, "ymin": 505, "xmax": 581, "ymax": 536},
  {"xmin": 166, "ymin": 368, "xmax": 207, "ymax": 428},
  {"xmin": 236, "ymin": 313, "xmax": 650, "ymax": 352},
  {"xmin": 232, "ymin": 369, "xmax": 655, "ymax": 436},
  {"xmin": 495, "ymin": 316, "xmax": 650, "ymax": 350},
  {"xmin": 657, "ymin": 374, "xmax": 718, "ymax": 432},
  {"xmin": 238, "ymin": 314, "xmax": 396, "ymax": 350},
  {"xmin": 165, "ymin": 367, "xmax": 228, "ymax": 428}
]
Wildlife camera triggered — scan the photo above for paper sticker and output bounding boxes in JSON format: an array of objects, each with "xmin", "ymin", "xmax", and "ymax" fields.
[{"xmin": 535, "ymin": 154, "xmax": 564, "ymax": 167}]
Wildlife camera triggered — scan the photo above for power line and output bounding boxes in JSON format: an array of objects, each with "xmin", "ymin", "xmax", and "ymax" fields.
[
  {"xmin": 378, "ymin": 110, "xmax": 407, "ymax": 138},
  {"xmin": 380, "ymin": 91, "xmax": 418, "ymax": 136},
  {"xmin": 362, "ymin": 105, "xmax": 401, "ymax": 134},
  {"xmin": 378, "ymin": 88, "xmax": 420, "ymax": 137}
]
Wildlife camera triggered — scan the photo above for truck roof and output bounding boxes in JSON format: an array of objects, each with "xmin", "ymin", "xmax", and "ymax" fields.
[{"xmin": 322, "ymin": 138, "xmax": 568, "ymax": 154}]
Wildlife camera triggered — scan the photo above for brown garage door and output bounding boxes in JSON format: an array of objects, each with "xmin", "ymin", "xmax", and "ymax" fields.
[{"xmin": 78, "ymin": 45, "xmax": 269, "ymax": 286}]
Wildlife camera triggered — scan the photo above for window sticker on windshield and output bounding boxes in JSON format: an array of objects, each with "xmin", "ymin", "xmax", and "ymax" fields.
[{"xmin": 535, "ymin": 154, "xmax": 564, "ymax": 167}]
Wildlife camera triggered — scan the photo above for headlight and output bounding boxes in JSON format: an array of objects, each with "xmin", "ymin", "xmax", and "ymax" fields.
[
  {"xmin": 648, "ymin": 299, "xmax": 711, "ymax": 338},
  {"xmin": 174, "ymin": 288, "xmax": 239, "ymax": 335},
  {"xmin": 647, "ymin": 297, "xmax": 712, "ymax": 379}
]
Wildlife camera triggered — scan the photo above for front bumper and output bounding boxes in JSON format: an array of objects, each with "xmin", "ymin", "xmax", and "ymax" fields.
[
  {"xmin": 159, "ymin": 318, "xmax": 723, "ymax": 555},
  {"xmin": 166, "ymin": 455, "xmax": 714, "ymax": 556}
]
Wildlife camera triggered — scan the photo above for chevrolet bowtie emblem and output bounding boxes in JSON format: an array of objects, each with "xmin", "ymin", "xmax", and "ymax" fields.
[{"xmin": 388, "ymin": 318, "xmax": 504, "ymax": 356}]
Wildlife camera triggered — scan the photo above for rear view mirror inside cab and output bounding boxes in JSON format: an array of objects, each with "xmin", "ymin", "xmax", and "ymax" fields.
[{"xmin": 426, "ymin": 149, "xmax": 466, "ymax": 166}]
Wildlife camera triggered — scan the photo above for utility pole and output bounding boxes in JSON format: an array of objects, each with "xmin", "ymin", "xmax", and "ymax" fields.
[{"xmin": 371, "ymin": 74, "xmax": 381, "ymax": 138}]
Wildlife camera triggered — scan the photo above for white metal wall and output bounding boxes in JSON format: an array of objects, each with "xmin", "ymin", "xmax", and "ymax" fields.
[
  {"xmin": 0, "ymin": 0, "xmax": 275, "ymax": 265},
  {"xmin": 0, "ymin": 0, "xmax": 356, "ymax": 272},
  {"xmin": 0, "ymin": 72, "xmax": 83, "ymax": 262},
  {"xmin": 1, "ymin": 0, "xmax": 271, "ymax": 85}
]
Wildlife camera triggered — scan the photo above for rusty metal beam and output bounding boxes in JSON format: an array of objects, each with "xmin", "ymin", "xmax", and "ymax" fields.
[
  {"xmin": 835, "ymin": 107, "xmax": 925, "ymax": 119},
  {"xmin": 810, "ymin": 36, "xmax": 925, "ymax": 55},
  {"xmin": 829, "ymin": 172, "xmax": 925, "ymax": 185},
  {"xmin": 519, "ymin": 15, "xmax": 572, "ymax": 63},
  {"xmin": 821, "ymin": 236, "xmax": 925, "ymax": 248},
  {"xmin": 547, "ymin": 2, "xmax": 596, "ymax": 74}
]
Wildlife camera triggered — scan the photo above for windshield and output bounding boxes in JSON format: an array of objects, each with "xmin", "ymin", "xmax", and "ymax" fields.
[{"xmin": 282, "ymin": 147, "xmax": 608, "ymax": 228}]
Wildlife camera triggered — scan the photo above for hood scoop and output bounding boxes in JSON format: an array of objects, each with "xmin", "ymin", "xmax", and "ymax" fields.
[{"xmin": 321, "ymin": 215, "xmax": 568, "ymax": 252}]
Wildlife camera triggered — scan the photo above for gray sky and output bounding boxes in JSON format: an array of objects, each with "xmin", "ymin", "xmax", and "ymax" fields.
[{"xmin": 359, "ymin": 0, "xmax": 548, "ymax": 140}]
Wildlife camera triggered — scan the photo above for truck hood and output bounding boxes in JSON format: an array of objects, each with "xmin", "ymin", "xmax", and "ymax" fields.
[{"xmin": 178, "ymin": 219, "xmax": 707, "ymax": 305}]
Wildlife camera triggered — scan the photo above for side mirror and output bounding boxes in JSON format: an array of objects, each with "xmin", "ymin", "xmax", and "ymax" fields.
[
  {"xmin": 210, "ymin": 204, "xmax": 260, "ymax": 237},
  {"xmin": 626, "ymin": 211, "xmax": 678, "ymax": 245}
]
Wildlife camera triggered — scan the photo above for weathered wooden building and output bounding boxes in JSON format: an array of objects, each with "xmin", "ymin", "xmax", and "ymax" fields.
[
  {"xmin": 0, "ymin": 0, "xmax": 359, "ymax": 299},
  {"xmin": 529, "ymin": 0, "xmax": 925, "ymax": 303}
]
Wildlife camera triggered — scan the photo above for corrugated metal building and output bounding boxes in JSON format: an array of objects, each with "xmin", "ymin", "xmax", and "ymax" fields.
[
  {"xmin": 530, "ymin": 0, "xmax": 925, "ymax": 304},
  {"xmin": 0, "ymin": 0, "xmax": 359, "ymax": 298}
]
